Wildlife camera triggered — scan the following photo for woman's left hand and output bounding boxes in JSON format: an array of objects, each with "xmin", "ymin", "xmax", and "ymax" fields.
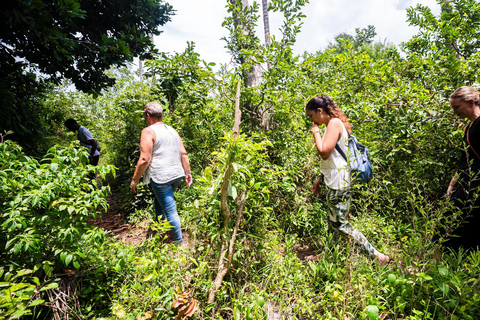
[
  {"xmin": 310, "ymin": 124, "xmax": 320, "ymax": 134},
  {"xmin": 185, "ymin": 173, "xmax": 193, "ymax": 187}
]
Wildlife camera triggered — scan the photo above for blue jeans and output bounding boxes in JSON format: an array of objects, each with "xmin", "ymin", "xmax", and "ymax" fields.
[{"xmin": 150, "ymin": 177, "xmax": 183, "ymax": 244}]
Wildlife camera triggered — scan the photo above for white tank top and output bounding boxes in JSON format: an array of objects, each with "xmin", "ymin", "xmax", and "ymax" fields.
[
  {"xmin": 320, "ymin": 118, "xmax": 350, "ymax": 190},
  {"xmin": 143, "ymin": 124, "xmax": 185, "ymax": 185}
]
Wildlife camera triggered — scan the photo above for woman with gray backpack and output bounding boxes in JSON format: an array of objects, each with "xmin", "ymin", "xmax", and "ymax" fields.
[{"xmin": 306, "ymin": 94, "xmax": 390, "ymax": 263}]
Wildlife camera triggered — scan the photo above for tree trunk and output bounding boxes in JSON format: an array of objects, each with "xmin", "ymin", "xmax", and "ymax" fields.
[
  {"xmin": 441, "ymin": 0, "xmax": 460, "ymax": 58},
  {"xmin": 139, "ymin": 59, "xmax": 144, "ymax": 82},
  {"xmin": 262, "ymin": 0, "xmax": 271, "ymax": 69},
  {"xmin": 231, "ymin": 0, "xmax": 264, "ymax": 88},
  {"xmin": 262, "ymin": 0, "xmax": 270, "ymax": 47},
  {"xmin": 207, "ymin": 81, "xmax": 246, "ymax": 304}
]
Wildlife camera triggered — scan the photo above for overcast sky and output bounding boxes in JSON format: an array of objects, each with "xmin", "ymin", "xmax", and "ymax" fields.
[{"xmin": 153, "ymin": 0, "xmax": 441, "ymax": 66}]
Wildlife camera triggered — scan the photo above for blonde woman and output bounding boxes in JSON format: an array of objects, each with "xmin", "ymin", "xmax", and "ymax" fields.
[{"xmin": 445, "ymin": 86, "xmax": 480, "ymax": 250}]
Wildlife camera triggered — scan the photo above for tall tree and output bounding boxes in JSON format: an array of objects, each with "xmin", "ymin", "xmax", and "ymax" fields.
[
  {"xmin": 262, "ymin": 0, "xmax": 271, "ymax": 47},
  {"xmin": 262, "ymin": 0, "xmax": 271, "ymax": 70},
  {"xmin": 0, "ymin": 0, "xmax": 173, "ymax": 152},
  {"xmin": 228, "ymin": 0, "xmax": 264, "ymax": 88},
  {"xmin": 1, "ymin": 0, "xmax": 173, "ymax": 93}
]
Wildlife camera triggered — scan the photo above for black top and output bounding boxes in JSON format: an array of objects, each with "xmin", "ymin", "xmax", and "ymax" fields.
[{"xmin": 457, "ymin": 116, "xmax": 480, "ymax": 189}]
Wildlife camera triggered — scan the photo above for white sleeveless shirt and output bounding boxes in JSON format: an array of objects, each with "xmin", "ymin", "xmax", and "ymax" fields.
[
  {"xmin": 320, "ymin": 118, "xmax": 350, "ymax": 190},
  {"xmin": 143, "ymin": 124, "xmax": 185, "ymax": 185}
]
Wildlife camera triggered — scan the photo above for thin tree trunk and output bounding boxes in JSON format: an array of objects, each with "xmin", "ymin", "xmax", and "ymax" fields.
[
  {"xmin": 231, "ymin": 0, "xmax": 264, "ymax": 88},
  {"xmin": 262, "ymin": 0, "xmax": 271, "ymax": 72},
  {"xmin": 262, "ymin": 0, "xmax": 270, "ymax": 47},
  {"xmin": 207, "ymin": 81, "xmax": 245, "ymax": 304},
  {"xmin": 441, "ymin": 0, "xmax": 460, "ymax": 58},
  {"xmin": 207, "ymin": 190, "xmax": 246, "ymax": 304}
]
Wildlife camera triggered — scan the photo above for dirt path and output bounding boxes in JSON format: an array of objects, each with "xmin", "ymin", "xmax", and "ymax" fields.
[{"xmin": 89, "ymin": 194, "xmax": 148, "ymax": 246}]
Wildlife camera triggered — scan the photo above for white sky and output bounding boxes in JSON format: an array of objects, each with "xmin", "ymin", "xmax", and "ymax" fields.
[{"xmin": 153, "ymin": 0, "xmax": 441, "ymax": 66}]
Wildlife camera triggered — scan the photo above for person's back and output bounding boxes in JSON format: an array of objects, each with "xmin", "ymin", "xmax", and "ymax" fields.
[
  {"xmin": 64, "ymin": 119, "xmax": 100, "ymax": 166},
  {"xmin": 77, "ymin": 126, "xmax": 100, "ymax": 160},
  {"xmin": 143, "ymin": 123, "xmax": 184, "ymax": 185}
]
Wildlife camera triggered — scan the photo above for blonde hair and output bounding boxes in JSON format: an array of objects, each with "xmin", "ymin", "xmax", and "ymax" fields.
[
  {"xmin": 450, "ymin": 86, "xmax": 480, "ymax": 105},
  {"xmin": 305, "ymin": 95, "xmax": 352, "ymax": 133}
]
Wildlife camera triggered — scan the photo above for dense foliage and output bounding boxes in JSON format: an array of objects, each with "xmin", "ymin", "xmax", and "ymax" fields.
[
  {"xmin": 1, "ymin": 0, "xmax": 480, "ymax": 319},
  {"xmin": 0, "ymin": 0, "xmax": 173, "ymax": 155}
]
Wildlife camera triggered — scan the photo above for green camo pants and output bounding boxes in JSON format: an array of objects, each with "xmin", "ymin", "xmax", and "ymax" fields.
[{"xmin": 325, "ymin": 187, "xmax": 379, "ymax": 258}]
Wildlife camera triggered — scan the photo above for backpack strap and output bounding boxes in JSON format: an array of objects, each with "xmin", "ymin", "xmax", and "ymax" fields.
[
  {"xmin": 466, "ymin": 123, "xmax": 480, "ymax": 161},
  {"xmin": 335, "ymin": 144, "xmax": 347, "ymax": 162},
  {"xmin": 335, "ymin": 132, "xmax": 350, "ymax": 162}
]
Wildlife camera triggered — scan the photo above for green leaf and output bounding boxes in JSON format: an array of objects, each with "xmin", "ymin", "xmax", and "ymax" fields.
[
  {"xmin": 9, "ymin": 283, "xmax": 31, "ymax": 292},
  {"xmin": 65, "ymin": 254, "xmax": 73, "ymax": 267},
  {"xmin": 29, "ymin": 299, "xmax": 45, "ymax": 307},
  {"xmin": 367, "ymin": 305, "xmax": 379, "ymax": 320},
  {"xmin": 143, "ymin": 274, "xmax": 154, "ymax": 282},
  {"xmin": 388, "ymin": 273, "xmax": 397, "ymax": 285},
  {"xmin": 39, "ymin": 283, "xmax": 59, "ymax": 292},
  {"xmin": 438, "ymin": 283, "xmax": 449, "ymax": 295},
  {"xmin": 43, "ymin": 264, "xmax": 52, "ymax": 277},
  {"xmin": 438, "ymin": 267, "xmax": 448, "ymax": 277},
  {"xmin": 257, "ymin": 295, "xmax": 265, "ymax": 308},
  {"xmin": 417, "ymin": 273, "xmax": 433, "ymax": 281},
  {"xmin": 4, "ymin": 272, "xmax": 12, "ymax": 282},
  {"xmin": 15, "ymin": 269, "xmax": 33, "ymax": 278},
  {"xmin": 227, "ymin": 182, "xmax": 237, "ymax": 199}
]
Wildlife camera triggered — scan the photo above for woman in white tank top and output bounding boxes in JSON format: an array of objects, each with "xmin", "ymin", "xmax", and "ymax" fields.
[
  {"xmin": 306, "ymin": 95, "xmax": 390, "ymax": 263},
  {"xmin": 130, "ymin": 102, "xmax": 193, "ymax": 245}
]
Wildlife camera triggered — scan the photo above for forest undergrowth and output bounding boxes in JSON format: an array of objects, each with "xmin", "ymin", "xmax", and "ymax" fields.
[{"xmin": 3, "ymin": 0, "xmax": 480, "ymax": 319}]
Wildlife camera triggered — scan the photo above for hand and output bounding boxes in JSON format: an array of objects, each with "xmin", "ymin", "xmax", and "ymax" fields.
[
  {"xmin": 310, "ymin": 124, "xmax": 320, "ymax": 135},
  {"xmin": 130, "ymin": 179, "xmax": 138, "ymax": 194},
  {"xmin": 185, "ymin": 173, "xmax": 193, "ymax": 187},
  {"xmin": 446, "ymin": 175, "xmax": 457, "ymax": 197},
  {"xmin": 446, "ymin": 184, "xmax": 455, "ymax": 197},
  {"xmin": 312, "ymin": 177, "xmax": 322, "ymax": 195}
]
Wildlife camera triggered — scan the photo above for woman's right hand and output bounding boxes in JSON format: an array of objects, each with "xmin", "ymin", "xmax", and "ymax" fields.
[
  {"xmin": 130, "ymin": 179, "xmax": 138, "ymax": 194},
  {"xmin": 312, "ymin": 176, "xmax": 322, "ymax": 195},
  {"xmin": 446, "ymin": 172, "xmax": 458, "ymax": 197},
  {"xmin": 310, "ymin": 124, "xmax": 320, "ymax": 135}
]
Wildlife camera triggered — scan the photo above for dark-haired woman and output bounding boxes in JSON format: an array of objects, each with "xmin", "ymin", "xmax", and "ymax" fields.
[
  {"xmin": 306, "ymin": 94, "xmax": 390, "ymax": 263},
  {"xmin": 444, "ymin": 86, "xmax": 480, "ymax": 250}
]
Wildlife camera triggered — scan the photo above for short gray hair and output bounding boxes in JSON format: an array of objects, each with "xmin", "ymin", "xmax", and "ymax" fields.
[{"xmin": 144, "ymin": 102, "xmax": 163, "ymax": 119}]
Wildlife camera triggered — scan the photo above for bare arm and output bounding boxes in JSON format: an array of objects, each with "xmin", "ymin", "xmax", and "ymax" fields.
[
  {"xmin": 446, "ymin": 172, "xmax": 458, "ymax": 196},
  {"xmin": 130, "ymin": 128, "xmax": 155, "ymax": 193},
  {"xmin": 310, "ymin": 118, "xmax": 343, "ymax": 160},
  {"xmin": 86, "ymin": 139, "xmax": 98, "ymax": 164},
  {"xmin": 178, "ymin": 134, "xmax": 192, "ymax": 187}
]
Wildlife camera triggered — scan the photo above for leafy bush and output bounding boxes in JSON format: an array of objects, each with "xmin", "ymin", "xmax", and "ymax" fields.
[{"xmin": 0, "ymin": 140, "xmax": 115, "ymax": 317}]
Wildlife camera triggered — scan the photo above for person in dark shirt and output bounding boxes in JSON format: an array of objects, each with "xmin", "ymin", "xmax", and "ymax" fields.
[
  {"xmin": 64, "ymin": 119, "xmax": 100, "ymax": 166},
  {"xmin": 444, "ymin": 86, "xmax": 480, "ymax": 250}
]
